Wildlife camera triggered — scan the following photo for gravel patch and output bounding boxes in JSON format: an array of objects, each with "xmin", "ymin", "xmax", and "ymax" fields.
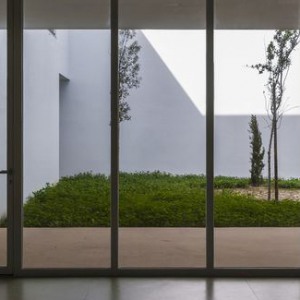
[{"xmin": 231, "ymin": 187, "xmax": 300, "ymax": 201}]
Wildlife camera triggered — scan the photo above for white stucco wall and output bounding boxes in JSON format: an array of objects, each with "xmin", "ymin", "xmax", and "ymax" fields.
[
  {"xmin": 119, "ymin": 32, "xmax": 206, "ymax": 174},
  {"xmin": 59, "ymin": 30, "xmax": 300, "ymax": 179},
  {"xmin": 23, "ymin": 30, "xmax": 69, "ymax": 200},
  {"xmin": 215, "ymin": 116, "xmax": 300, "ymax": 178},
  {"xmin": 59, "ymin": 30, "xmax": 206, "ymax": 177},
  {"xmin": 59, "ymin": 30, "xmax": 111, "ymax": 176}
]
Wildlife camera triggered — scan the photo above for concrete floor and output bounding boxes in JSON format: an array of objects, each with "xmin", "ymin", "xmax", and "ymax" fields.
[
  {"xmin": 1, "ymin": 228, "xmax": 300, "ymax": 268},
  {"xmin": 0, "ymin": 277, "xmax": 299, "ymax": 300}
]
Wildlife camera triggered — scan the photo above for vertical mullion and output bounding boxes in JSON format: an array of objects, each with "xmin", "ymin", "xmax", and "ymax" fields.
[
  {"xmin": 7, "ymin": 0, "xmax": 23, "ymax": 275},
  {"xmin": 7, "ymin": 0, "xmax": 13, "ymax": 274},
  {"xmin": 7, "ymin": 0, "xmax": 23, "ymax": 276},
  {"xmin": 206, "ymin": 0, "xmax": 214, "ymax": 270},
  {"xmin": 13, "ymin": 0, "xmax": 23, "ymax": 276},
  {"xmin": 111, "ymin": 0, "xmax": 119, "ymax": 273}
]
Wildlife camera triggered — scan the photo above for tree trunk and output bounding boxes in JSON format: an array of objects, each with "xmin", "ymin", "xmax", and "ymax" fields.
[
  {"xmin": 273, "ymin": 117, "xmax": 279, "ymax": 201},
  {"xmin": 267, "ymin": 125, "xmax": 274, "ymax": 201}
]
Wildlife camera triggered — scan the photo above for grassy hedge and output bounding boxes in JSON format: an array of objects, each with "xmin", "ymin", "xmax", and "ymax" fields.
[{"xmin": 18, "ymin": 172, "xmax": 300, "ymax": 227}]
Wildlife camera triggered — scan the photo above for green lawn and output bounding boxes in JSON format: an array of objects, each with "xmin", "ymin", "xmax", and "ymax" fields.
[{"xmin": 19, "ymin": 172, "xmax": 300, "ymax": 227}]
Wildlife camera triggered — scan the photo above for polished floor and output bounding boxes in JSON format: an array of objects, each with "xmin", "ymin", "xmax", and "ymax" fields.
[{"xmin": 0, "ymin": 277, "xmax": 299, "ymax": 300}]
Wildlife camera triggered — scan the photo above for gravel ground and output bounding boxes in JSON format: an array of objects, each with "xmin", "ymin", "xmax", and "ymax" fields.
[{"xmin": 231, "ymin": 187, "xmax": 300, "ymax": 201}]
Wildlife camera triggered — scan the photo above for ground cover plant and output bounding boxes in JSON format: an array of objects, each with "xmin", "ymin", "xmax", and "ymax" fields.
[{"xmin": 17, "ymin": 172, "xmax": 300, "ymax": 228}]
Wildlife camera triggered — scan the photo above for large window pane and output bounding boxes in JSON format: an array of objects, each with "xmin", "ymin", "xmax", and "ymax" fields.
[
  {"xmin": 119, "ymin": 1, "xmax": 206, "ymax": 267},
  {"xmin": 215, "ymin": 0, "xmax": 300, "ymax": 267},
  {"xmin": 23, "ymin": 1, "xmax": 111, "ymax": 268}
]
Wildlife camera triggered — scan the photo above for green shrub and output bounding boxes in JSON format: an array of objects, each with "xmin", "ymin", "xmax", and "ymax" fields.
[
  {"xmin": 214, "ymin": 176, "xmax": 250, "ymax": 188},
  {"xmin": 0, "ymin": 214, "xmax": 7, "ymax": 227},
  {"xmin": 24, "ymin": 173, "xmax": 110, "ymax": 227},
  {"xmin": 214, "ymin": 191, "xmax": 300, "ymax": 227},
  {"xmin": 277, "ymin": 178, "xmax": 300, "ymax": 189},
  {"xmin": 23, "ymin": 172, "xmax": 300, "ymax": 227},
  {"xmin": 248, "ymin": 115, "xmax": 265, "ymax": 186}
]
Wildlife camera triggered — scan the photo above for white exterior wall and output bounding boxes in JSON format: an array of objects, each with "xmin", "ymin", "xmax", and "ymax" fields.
[
  {"xmin": 23, "ymin": 30, "xmax": 69, "ymax": 199},
  {"xmin": 59, "ymin": 30, "xmax": 111, "ymax": 176},
  {"xmin": 60, "ymin": 30, "xmax": 300, "ymax": 179},
  {"xmin": 119, "ymin": 32, "xmax": 206, "ymax": 174},
  {"xmin": 215, "ymin": 116, "xmax": 300, "ymax": 178},
  {"xmin": 59, "ymin": 30, "xmax": 207, "ymax": 177}
]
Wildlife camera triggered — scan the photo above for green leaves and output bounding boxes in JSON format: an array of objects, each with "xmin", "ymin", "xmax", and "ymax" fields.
[
  {"xmin": 21, "ymin": 172, "xmax": 300, "ymax": 228},
  {"xmin": 118, "ymin": 29, "xmax": 142, "ymax": 122},
  {"xmin": 249, "ymin": 115, "xmax": 265, "ymax": 186}
]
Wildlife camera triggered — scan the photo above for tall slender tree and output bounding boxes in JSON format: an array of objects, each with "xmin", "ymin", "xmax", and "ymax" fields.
[
  {"xmin": 251, "ymin": 30, "xmax": 300, "ymax": 201},
  {"xmin": 249, "ymin": 115, "xmax": 265, "ymax": 186},
  {"xmin": 118, "ymin": 30, "xmax": 142, "ymax": 122}
]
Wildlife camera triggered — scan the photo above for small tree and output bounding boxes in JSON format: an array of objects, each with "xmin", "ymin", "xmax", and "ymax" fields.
[
  {"xmin": 118, "ymin": 30, "xmax": 142, "ymax": 122},
  {"xmin": 249, "ymin": 115, "xmax": 265, "ymax": 186},
  {"xmin": 251, "ymin": 30, "xmax": 300, "ymax": 200}
]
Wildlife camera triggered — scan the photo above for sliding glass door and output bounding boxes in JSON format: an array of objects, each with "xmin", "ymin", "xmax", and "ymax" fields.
[
  {"xmin": 22, "ymin": 0, "xmax": 111, "ymax": 269},
  {"xmin": 214, "ymin": 0, "xmax": 300, "ymax": 268},
  {"xmin": 118, "ymin": 1, "xmax": 207, "ymax": 268}
]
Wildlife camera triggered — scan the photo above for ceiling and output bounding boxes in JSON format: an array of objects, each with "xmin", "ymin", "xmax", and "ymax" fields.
[{"xmin": 0, "ymin": 0, "xmax": 300, "ymax": 29}]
